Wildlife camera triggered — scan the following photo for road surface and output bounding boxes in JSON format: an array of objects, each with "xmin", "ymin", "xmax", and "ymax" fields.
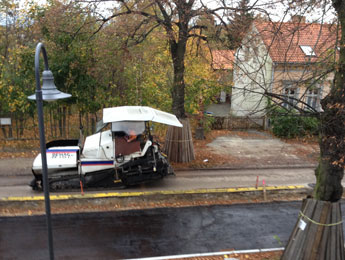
[
  {"xmin": 0, "ymin": 201, "xmax": 317, "ymax": 259},
  {"xmin": 0, "ymin": 167, "xmax": 318, "ymax": 198}
]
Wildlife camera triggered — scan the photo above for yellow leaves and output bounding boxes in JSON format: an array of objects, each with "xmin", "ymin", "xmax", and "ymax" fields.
[{"xmin": 10, "ymin": 2, "xmax": 18, "ymax": 9}]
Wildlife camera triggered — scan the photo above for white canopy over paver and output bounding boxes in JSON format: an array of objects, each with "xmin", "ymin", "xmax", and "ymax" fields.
[{"xmin": 103, "ymin": 106, "xmax": 182, "ymax": 127}]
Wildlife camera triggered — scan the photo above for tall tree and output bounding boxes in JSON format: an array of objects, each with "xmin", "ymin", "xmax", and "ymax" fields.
[
  {"xmin": 95, "ymin": 0, "xmax": 204, "ymax": 119},
  {"xmin": 0, "ymin": 0, "xmax": 37, "ymax": 136},
  {"xmin": 282, "ymin": 1, "xmax": 345, "ymax": 256},
  {"xmin": 221, "ymin": 0, "xmax": 254, "ymax": 50},
  {"xmin": 85, "ymin": 0, "xmax": 252, "ymax": 162},
  {"xmin": 314, "ymin": 0, "xmax": 345, "ymax": 202}
]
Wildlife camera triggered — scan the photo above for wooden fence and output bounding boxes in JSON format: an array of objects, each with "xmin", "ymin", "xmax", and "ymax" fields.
[{"xmin": 0, "ymin": 112, "xmax": 100, "ymax": 141}]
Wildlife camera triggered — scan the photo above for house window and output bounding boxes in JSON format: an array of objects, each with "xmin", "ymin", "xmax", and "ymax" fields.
[
  {"xmin": 283, "ymin": 88, "xmax": 297, "ymax": 108},
  {"xmin": 300, "ymin": 45, "xmax": 316, "ymax": 56},
  {"xmin": 306, "ymin": 88, "xmax": 321, "ymax": 111},
  {"xmin": 282, "ymin": 82, "xmax": 299, "ymax": 109}
]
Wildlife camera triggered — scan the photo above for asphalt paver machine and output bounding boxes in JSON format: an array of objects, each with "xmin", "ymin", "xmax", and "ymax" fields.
[{"xmin": 30, "ymin": 106, "xmax": 182, "ymax": 190}]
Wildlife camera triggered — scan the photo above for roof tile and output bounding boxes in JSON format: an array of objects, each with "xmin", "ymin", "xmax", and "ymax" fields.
[
  {"xmin": 212, "ymin": 50, "xmax": 235, "ymax": 70},
  {"xmin": 254, "ymin": 21, "xmax": 338, "ymax": 63}
]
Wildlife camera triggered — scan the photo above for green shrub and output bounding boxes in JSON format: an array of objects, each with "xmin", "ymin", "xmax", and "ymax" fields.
[{"xmin": 269, "ymin": 107, "xmax": 319, "ymax": 138}]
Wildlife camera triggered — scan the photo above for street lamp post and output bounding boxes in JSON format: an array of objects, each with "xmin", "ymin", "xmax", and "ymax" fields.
[{"xmin": 28, "ymin": 43, "xmax": 71, "ymax": 260}]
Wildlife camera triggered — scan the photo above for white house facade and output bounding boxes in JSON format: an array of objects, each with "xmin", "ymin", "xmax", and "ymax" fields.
[
  {"xmin": 231, "ymin": 20, "xmax": 337, "ymax": 117},
  {"xmin": 231, "ymin": 24, "xmax": 273, "ymax": 117}
]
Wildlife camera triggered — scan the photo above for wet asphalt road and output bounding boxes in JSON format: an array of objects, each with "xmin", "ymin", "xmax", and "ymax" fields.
[{"xmin": 0, "ymin": 201, "xmax": 323, "ymax": 260}]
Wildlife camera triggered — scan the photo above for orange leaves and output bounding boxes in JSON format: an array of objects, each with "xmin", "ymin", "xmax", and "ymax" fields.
[{"xmin": 326, "ymin": 103, "xmax": 345, "ymax": 110}]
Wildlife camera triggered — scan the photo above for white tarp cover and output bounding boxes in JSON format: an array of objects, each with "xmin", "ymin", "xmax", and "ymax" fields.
[{"xmin": 103, "ymin": 106, "xmax": 183, "ymax": 127}]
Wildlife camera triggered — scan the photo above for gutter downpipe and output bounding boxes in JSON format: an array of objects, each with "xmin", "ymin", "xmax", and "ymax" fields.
[{"xmin": 270, "ymin": 62, "xmax": 275, "ymax": 94}]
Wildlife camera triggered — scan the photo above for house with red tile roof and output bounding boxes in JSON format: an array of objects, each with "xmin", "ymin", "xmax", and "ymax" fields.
[{"xmin": 231, "ymin": 19, "xmax": 338, "ymax": 117}]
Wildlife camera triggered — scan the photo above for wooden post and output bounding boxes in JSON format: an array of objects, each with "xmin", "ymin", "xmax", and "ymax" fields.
[{"xmin": 263, "ymin": 179, "xmax": 267, "ymax": 201}]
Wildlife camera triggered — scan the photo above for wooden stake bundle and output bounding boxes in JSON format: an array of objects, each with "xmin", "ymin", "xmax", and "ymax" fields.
[
  {"xmin": 163, "ymin": 118, "xmax": 195, "ymax": 163},
  {"xmin": 282, "ymin": 198, "xmax": 345, "ymax": 260}
]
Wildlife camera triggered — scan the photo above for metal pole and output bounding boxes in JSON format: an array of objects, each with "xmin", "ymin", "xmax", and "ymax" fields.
[{"xmin": 34, "ymin": 42, "xmax": 54, "ymax": 260}]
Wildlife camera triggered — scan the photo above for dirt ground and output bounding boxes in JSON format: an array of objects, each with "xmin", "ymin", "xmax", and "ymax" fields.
[{"xmin": 172, "ymin": 130, "xmax": 319, "ymax": 169}]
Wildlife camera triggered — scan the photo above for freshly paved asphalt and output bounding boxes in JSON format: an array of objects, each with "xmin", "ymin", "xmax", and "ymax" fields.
[{"xmin": 0, "ymin": 201, "xmax": 312, "ymax": 259}]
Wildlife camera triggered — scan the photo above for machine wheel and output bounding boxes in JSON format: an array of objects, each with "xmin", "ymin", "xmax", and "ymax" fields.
[
  {"xmin": 120, "ymin": 177, "xmax": 129, "ymax": 186},
  {"xmin": 29, "ymin": 178, "xmax": 40, "ymax": 190}
]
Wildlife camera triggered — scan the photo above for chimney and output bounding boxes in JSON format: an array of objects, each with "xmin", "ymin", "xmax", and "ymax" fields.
[{"xmin": 291, "ymin": 15, "xmax": 306, "ymax": 23}]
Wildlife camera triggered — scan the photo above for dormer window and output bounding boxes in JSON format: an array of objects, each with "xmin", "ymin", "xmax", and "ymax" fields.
[{"xmin": 300, "ymin": 45, "xmax": 316, "ymax": 56}]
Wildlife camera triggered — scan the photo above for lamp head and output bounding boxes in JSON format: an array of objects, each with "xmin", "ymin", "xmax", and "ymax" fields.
[{"xmin": 28, "ymin": 70, "xmax": 71, "ymax": 102}]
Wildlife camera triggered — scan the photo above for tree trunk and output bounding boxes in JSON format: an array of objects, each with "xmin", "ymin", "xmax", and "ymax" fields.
[
  {"xmin": 79, "ymin": 111, "xmax": 83, "ymax": 130},
  {"xmin": 53, "ymin": 108, "xmax": 57, "ymax": 138},
  {"xmin": 67, "ymin": 107, "xmax": 70, "ymax": 138},
  {"xmin": 284, "ymin": 1, "xmax": 345, "ymax": 258},
  {"xmin": 314, "ymin": 148, "xmax": 344, "ymax": 202},
  {"xmin": 86, "ymin": 113, "xmax": 90, "ymax": 136},
  {"xmin": 49, "ymin": 108, "xmax": 53, "ymax": 138},
  {"xmin": 19, "ymin": 114, "xmax": 24, "ymax": 136},
  {"xmin": 1, "ymin": 126, "xmax": 7, "ymax": 139},
  {"xmin": 91, "ymin": 115, "xmax": 96, "ymax": 134},
  {"xmin": 313, "ymin": 0, "xmax": 345, "ymax": 202},
  {"xmin": 164, "ymin": 25, "xmax": 195, "ymax": 162},
  {"xmin": 8, "ymin": 112, "xmax": 13, "ymax": 139},
  {"xmin": 58, "ymin": 106, "xmax": 63, "ymax": 137},
  {"xmin": 62, "ymin": 106, "xmax": 67, "ymax": 137},
  {"xmin": 170, "ymin": 38, "xmax": 187, "ymax": 119},
  {"xmin": 15, "ymin": 116, "xmax": 19, "ymax": 139}
]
